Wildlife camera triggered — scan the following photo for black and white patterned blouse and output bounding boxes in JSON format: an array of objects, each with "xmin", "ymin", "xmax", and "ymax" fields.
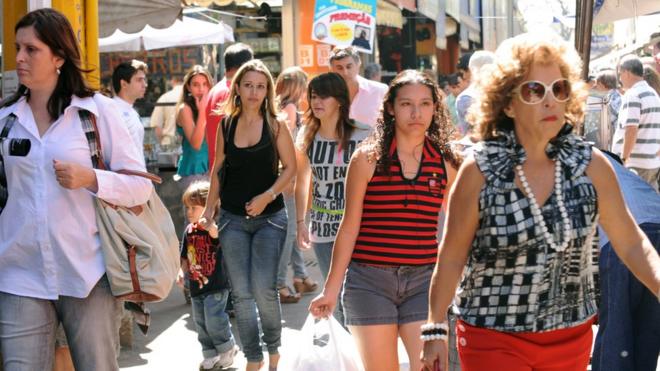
[{"xmin": 458, "ymin": 124, "xmax": 599, "ymax": 333}]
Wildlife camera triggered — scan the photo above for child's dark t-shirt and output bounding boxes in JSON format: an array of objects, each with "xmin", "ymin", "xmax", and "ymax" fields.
[{"xmin": 180, "ymin": 224, "xmax": 230, "ymax": 297}]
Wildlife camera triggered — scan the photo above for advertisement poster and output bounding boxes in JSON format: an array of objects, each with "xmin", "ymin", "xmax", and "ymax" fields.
[{"xmin": 312, "ymin": 0, "xmax": 378, "ymax": 54}]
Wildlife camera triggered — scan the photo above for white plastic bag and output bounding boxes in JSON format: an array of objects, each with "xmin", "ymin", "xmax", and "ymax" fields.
[{"xmin": 282, "ymin": 314, "xmax": 364, "ymax": 371}]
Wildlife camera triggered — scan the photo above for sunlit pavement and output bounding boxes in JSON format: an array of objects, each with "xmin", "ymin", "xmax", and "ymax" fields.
[{"xmin": 119, "ymin": 248, "xmax": 412, "ymax": 371}]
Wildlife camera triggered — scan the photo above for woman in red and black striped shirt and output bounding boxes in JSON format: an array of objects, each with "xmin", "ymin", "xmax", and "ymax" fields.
[{"xmin": 309, "ymin": 70, "xmax": 460, "ymax": 371}]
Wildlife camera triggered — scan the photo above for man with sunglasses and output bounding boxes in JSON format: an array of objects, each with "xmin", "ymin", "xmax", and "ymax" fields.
[{"xmin": 612, "ymin": 55, "xmax": 660, "ymax": 192}]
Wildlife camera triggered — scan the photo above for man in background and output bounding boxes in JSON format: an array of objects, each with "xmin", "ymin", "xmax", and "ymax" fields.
[
  {"xmin": 612, "ymin": 55, "xmax": 660, "ymax": 191},
  {"xmin": 455, "ymin": 51, "xmax": 495, "ymax": 137},
  {"xmin": 445, "ymin": 73, "xmax": 468, "ymax": 130},
  {"xmin": 329, "ymin": 46, "xmax": 387, "ymax": 128},
  {"xmin": 150, "ymin": 76, "xmax": 183, "ymax": 148},
  {"xmin": 364, "ymin": 62, "xmax": 382, "ymax": 82},
  {"xmin": 112, "ymin": 59, "xmax": 148, "ymax": 157},
  {"xmin": 205, "ymin": 43, "xmax": 254, "ymax": 166}
]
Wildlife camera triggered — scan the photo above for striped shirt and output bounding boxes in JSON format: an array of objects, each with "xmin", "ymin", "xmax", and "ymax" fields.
[
  {"xmin": 611, "ymin": 80, "xmax": 660, "ymax": 169},
  {"xmin": 352, "ymin": 138, "xmax": 447, "ymax": 266}
]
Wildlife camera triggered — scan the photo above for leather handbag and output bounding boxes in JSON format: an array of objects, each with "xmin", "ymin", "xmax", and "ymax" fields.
[{"xmin": 79, "ymin": 110, "xmax": 180, "ymax": 302}]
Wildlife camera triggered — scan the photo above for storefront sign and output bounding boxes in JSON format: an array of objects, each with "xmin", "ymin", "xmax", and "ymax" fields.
[{"xmin": 312, "ymin": 0, "xmax": 378, "ymax": 54}]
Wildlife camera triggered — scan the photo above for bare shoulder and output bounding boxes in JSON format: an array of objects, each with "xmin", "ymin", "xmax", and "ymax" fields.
[
  {"xmin": 457, "ymin": 155, "xmax": 485, "ymax": 184},
  {"xmin": 586, "ymin": 147, "xmax": 613, "ymax": 174},
  {"xmin": 450, "ymin": 155, "xmax": 485, "ymax": 198},
  {"xmin": 350, "ymin": 146, "xmax": 377, "ymax": 174}
]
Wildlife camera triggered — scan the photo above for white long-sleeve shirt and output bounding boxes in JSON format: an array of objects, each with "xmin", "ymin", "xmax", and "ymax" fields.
[
  {"xmin": 0, "ymin": 94, "xmax": 152, "ymax": 299},
  {"xmin": 112, "ymin": 95, "xmax": 145, "ymax": 158}
]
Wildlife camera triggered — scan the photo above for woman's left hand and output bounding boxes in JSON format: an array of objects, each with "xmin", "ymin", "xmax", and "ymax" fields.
[
  {"xmin": 53, "ymin": 159, "xmax": 97, "ymax": 190},
  {"xmin": 245, "ymin": 192, "xmax": 271, "ymax": 217}
]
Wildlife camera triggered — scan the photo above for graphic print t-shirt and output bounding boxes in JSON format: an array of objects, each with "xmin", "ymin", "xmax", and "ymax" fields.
[
  {"xmin": 296, "ymin": 122, "xmax": 371, "ymax": 243},
  {"xmin": 180, "ymin": 224, "xmax": 229, "ymax": 297}
]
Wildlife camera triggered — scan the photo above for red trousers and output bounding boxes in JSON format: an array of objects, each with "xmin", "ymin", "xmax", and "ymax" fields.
[{"xmin": 456, "ymin": 317, "xmax": 595, "ymax": 371}]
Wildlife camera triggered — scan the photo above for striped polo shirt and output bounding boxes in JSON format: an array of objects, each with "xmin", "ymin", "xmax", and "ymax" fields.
[
  {"xmin": 611, "ymin": 80, "xmax": 660, "ymax": 169},
  {"xmin": 352, "ymin": 138, "xmax": 447, "ymax": 266}
]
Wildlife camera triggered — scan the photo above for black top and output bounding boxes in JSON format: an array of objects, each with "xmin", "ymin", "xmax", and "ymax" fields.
[
  {"xmin": 221, "ymin": 116, "xmax": 284, "ymax": 216},
  {"xmin": 180, "ymin": 225, "xmax": 229, "ymax": 297}
]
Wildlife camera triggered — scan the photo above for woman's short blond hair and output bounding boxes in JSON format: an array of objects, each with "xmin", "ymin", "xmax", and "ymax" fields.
[{"xmin": 469, "ymin": 33, "xmax": 588, "ymax": 141}]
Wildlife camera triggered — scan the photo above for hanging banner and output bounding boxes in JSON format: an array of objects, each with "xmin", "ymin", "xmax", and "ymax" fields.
[{"xmin": 312, "ymin": 0, "xmax": 378, "ymax": 54}]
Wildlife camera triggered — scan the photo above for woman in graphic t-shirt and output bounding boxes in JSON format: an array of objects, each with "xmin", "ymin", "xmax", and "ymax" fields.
[{"xmin": 295, "ymin": 72, "xmax": 371, "ymax": 324}]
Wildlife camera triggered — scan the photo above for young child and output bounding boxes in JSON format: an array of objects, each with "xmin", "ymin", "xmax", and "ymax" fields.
[{"xmin": 178, "ymin": 181, "xmax": 237, "ymax": 370}]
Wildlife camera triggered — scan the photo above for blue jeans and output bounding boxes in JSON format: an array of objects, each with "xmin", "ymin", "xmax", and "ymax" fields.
[
  {"xmin": 191, "ymin": 289, "xmax": 235, "ymax": 358},
  {"xmin": 592, "ymin": 223, "xmax": 660, "ymax": 371},
  {"xmin": 218, "ymin": 208, "xmax": 286, "ymax": 363},
  {"xmin": 312, "ymin": 241, "xmax": 345, "ymax": 326},
  {"xmin": 0, "ymin": 275, "xmax": 122, "ymax": 371},
  {"xmin": 277, "ymin": 195, "xmax": 307, "ymax": 287}
]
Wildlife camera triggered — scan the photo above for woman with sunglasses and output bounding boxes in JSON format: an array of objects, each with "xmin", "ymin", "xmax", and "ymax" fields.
[{"xmin": 421, "ymin": 33, "xmax": 660, "ymax": 371}]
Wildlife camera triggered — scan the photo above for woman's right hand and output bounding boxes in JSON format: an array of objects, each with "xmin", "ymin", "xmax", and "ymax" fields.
[
  {"xmin": 420, "ymin": 338, "xmax": 448, "ymax": 371},
  {"xmin": 297, "ymin": 221, "xmax": 311, "ymax": 250},
  {"xmin": 308, "ymin": 290, "xmax": 337, "ymax": 319},
  {"xmin": 195, "ymin": 93, "xmax": 208, "ymax": 113}
]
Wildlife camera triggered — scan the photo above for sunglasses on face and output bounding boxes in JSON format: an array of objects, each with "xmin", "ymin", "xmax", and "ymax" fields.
[{"xmin": 514, "ymin": 78, "xmax": 571, "ymax": 105}]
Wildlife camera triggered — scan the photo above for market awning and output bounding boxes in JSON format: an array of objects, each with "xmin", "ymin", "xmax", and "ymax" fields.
[
  {"xmin": 99, "ymin": 15, "xmax": 234, "ymax": 52},
  {"xmin": 593, "ymin": 0, "xmax": 660, "ymax": 24},
  {"xmin": 99, "ymin": 0, "xmax": 183, "ymax": 38},
  {"xmin": 377, "ymin": 0, "xmax": 404, "ymax": 28},
  {"xmin": 190, "ymin": 0, "xmax": 282, "ymax": 6},
  {"xmin": 386, "ymin": 0, "xmax": 416, "ymax": 12}
]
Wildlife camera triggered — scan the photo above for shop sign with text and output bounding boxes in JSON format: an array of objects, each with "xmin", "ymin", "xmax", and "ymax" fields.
[{"xmin": 312, "ymin": 0, "xmax": 377, "ymax": 54}]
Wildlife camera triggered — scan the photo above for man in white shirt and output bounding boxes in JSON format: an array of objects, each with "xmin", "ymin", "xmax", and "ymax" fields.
[
  {"xmin": 149, "ymin": 77, "xmax": 182, "ymax": 148},
  {"xmin": 612, "ymin": 54, "xmax": 660, "ymax": 191},
  {"xmin": 112, "ymin": 59, "xmax": 148, "ymax": 155},
  {"xmin": 329, "ymin": 46, "xmax": 387, "ymax": 128}
]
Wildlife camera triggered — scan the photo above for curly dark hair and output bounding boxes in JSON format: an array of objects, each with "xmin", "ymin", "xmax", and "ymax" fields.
[{"xmin": 365, "ymin": 70, "xmax": 460, "ymax": 175}]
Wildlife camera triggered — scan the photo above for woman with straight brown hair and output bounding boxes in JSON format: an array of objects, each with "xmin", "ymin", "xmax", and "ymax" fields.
[
  {"xmin": 175, "ymin": 65, "xmax": 214, "ymax": 191},
  {"xmin": 295, "ymin": 72, "xmax": 371, "ymax": 324},
  {"xmin": 200, "ymin": 59, "xmax": 296, "ymax": 371}
]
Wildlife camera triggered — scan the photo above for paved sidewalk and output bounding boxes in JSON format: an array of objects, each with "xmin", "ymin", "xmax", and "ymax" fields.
[{"xmin": 119, "ymin": 249, "xmax": 412, "ymax": 370}]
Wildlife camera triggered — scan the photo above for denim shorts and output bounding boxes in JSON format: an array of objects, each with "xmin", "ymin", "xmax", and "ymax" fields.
[{"xmin": 342, "ymin": 262, "xmax": 434, "ymax": 326}]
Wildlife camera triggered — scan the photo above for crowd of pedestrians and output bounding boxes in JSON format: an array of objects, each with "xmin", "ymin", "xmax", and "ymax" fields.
[{"xmin": 1, "ymin": 7, "xmax": 659, "ymax": 371}]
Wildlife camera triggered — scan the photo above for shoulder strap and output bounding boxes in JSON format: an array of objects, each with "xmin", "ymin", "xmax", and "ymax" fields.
[
  {"xmin": 0, "ymin": 114, "xmax": 18, "ymax": 139},
  {"xmin": 78, "ymin": 109, "xmax": 162, "ymax": 184},
  {"xmin": 79, "ymin": 110, "xmax": 104, "ymax": 170},
  {"xmin": 221, "ymin": 115, "xmax": 231, "ymax": 153}
]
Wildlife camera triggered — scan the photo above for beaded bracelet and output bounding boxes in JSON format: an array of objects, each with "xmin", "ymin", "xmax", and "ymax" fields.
[
  {"xmin": 422, "ymin": 328, "xmax": 448, "ymax": 335},
  {"xmin": 420, "ymin": 332, "xmax": 448, "ymax": 342},
  {"xmin": 421, "ymin": 322, "xmax": 448, "ymax": 332}
]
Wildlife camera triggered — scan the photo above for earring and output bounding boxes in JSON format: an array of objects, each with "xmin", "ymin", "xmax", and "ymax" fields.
[
  {"xmin": 234, "ymin": 95, "xmax": 241, "ymax": 106},
  {"xmin": 56, "ymin": 68, "xmax": 61, "ymax": 75}
]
